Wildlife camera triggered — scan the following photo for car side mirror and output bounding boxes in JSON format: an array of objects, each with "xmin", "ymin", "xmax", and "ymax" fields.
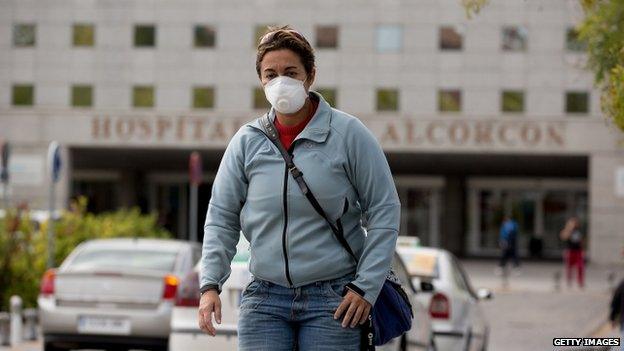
[
  {"xmin": 477, "ymin": 288, "xmax": 493, "ymax": 300},
  {"xmin": 420, "ymin": 281, "xmax": 435, "ymax": 292}
]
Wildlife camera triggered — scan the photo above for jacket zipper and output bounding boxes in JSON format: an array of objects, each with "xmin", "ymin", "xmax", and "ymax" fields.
[{"xmin": 282, "ymin": 161, "xmax": 294, "ymax": 287}]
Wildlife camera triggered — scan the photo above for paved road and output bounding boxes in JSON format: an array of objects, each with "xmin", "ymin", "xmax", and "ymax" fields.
[{"xmin": 462, "ymin": 259, "xmax": 623, "ymax": 351}]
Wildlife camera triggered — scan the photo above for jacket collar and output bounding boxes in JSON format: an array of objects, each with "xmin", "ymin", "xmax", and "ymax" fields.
[{"xmin": 248, "ymin": 90, "xmax": 331, "ymax": 144}]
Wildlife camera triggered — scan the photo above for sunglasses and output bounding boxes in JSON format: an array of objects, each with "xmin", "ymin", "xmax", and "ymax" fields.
[{"xmin": 259, "ymin": 29, "xmax": 307, "ymax": 46}]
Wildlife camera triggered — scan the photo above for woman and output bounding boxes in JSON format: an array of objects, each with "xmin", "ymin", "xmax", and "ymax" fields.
[
  {"xmin": 559, "ymin": 216, "xmax": 585, "ymax": 288},
  {"xmin": 198, "ymin": 25, "xmax": 401, "ymax": 350}
]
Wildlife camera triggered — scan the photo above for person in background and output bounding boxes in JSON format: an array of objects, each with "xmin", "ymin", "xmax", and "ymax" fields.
[
  {"xmin": 609, "ymin": 278, "xmax": 624, "ymax": 351},
  {"xmin": 496, "ymin": 215, "xmax": 520, "ymax": 275},
  {"xmin": 559, "ymin": 216, "xmax": 585, "ymax": 288}
]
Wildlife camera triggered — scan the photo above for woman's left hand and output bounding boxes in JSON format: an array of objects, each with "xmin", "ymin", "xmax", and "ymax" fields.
[{"xmin": 333, "ymin": 290, "xmax": 372, "ymax": 328}]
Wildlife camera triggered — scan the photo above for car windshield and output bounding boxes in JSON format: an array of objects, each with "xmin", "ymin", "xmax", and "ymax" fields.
[
  {"xmin": 69, "ymin": 248, "xmax": 179, "ymax": 272},
  {"xmin": 398, "ymin": 250, "xmax": 439, "ymax": 279}
]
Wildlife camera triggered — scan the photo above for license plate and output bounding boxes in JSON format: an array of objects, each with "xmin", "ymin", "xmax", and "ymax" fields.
[{"xmin": 77, "ymin": 315, "xmax": 131, "ymax": 335}]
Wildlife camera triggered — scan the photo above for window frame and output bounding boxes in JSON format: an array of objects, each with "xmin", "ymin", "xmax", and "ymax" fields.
[
  {"xmin": 501, "ymin": 90, "xmax": 525, "ymax": 114},
  {"xmin": 73, "ymin": 23, "xmax": 95, "ymax": 47},
  {"xmin": 376, "ymin": 88, "xmax": 400, "ymax": 112},
  {"xmin": 192, "ymin": 86, "xmax": 215, "ymax": 109},
  {"xmin": 134, "ymin": 24, "xmax": 156, "ymax": 48},
  {"xmin": 193, "ymin": 24, "xmax": 217, "ymax": 48},
  {"xmin": 12, "ymin": 84, "xmax": 35, "ymax": 106},
  {"xmin": 133, "ymin": 85, "xmax": 155, "ymax": 108},
  {"xmin": 502, "ymin": 25, "xmax": 528, "ymax": 52},
  {"xmin": 315, "ymin": 25, "xmax": 339, "ymax": 49},
  {"xmin": 565, "ymin": 91, "xmax": 590, "ymax": 114},
  {"xmin": 71, "ymin": 85, "xmax": 94, "ymax": 107},
  {"xmin": 438, "ymin": 89, "xmax": 462, "ymax": 113},
  {"xmin": 376, "ymin": 24, "xmax": 403, "ymax": 53},
  {"xmin": 439, "ymin": 25, "xmax": 463, "ymax": 51},
  {"xmin": 13, "ymin": 23, "xmax": 36, "ymax": 47}
]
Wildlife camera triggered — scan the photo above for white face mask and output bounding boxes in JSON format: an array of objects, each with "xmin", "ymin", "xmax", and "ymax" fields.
[{"xmin": 263, "ymin": 76, "xmax": 308, "ymax": 114}]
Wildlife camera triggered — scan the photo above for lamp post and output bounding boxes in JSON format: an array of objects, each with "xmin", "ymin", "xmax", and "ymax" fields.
[
  {"xmin": 188, "ymin": 152, "xmax": 202, "ymax": 243},
  {"xmin": 0, "ymin": 141, "xmax": 9, "ymax": 210},
  {"xmin": 47, "ymin": 141, "xmax": 62, "ymax": 269}
]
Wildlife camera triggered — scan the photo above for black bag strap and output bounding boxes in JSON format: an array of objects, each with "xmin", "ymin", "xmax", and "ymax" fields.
[{"xmin": 258, "ymin": 114, "xmax": 358, "ymax": 263}]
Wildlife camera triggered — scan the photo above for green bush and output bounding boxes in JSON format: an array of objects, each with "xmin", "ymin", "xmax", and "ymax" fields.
[{"xmin": 0, "ymin": 197, "xmax": 173, "ymax": 310}]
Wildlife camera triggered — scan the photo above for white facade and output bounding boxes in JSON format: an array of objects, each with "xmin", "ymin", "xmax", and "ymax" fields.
[{"xmin": 1, "ymin": 0, "xmax": 623, "ymax": 263}]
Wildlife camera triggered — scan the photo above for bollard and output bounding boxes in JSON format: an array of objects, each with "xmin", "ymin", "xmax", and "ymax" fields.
[
  {"xmin": 22, "ymin": 308, "xmax": 38, "ymax": 341},
  {"xmin": 554, "ymin": 271, "xmax": 561, "ymax": 291},
  {"xmin": 10, "ymin": 296, "xmax": 22, "ymax": 347},
  {"xmin": 0, "ymin": 312, "xmax": 9, "ymax": 346}
]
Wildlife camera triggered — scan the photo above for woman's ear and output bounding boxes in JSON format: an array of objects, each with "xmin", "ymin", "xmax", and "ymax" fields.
[{"xmin": 305, "ymin": 67, "xmax": 317, "ymax": 90}]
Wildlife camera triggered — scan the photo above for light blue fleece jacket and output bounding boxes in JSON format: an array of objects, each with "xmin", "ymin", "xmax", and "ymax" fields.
[{"xmin": 200, "ymin": 91, "xmax": 400, "ymax": 306}]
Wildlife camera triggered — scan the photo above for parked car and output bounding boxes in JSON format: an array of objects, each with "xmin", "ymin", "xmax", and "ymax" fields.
[
  {"xmin": 396, "ymin": 243, "xmax": 492, "ymax": 351},
  {"xmin": 38, "ymin": 238, "xmax": 201, "ymax": 351},
  {"xmin": 170, "ymin": 236, "xmax": 436, "ymax": 351}
]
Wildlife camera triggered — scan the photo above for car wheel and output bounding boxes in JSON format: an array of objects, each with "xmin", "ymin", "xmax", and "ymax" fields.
[
  {"xmin": 151, "ymin": 344, "xmax": 169, "ymax": 351},
  {"xmin": 399, "ymin": 334, "xmax": 407, "ymax": 351},
  {"xmin": 428, "ymin": 336, "xmax": 437, "ymax": 351},
  {"xmin": 43, "ymin": 341, "xmax": 65, "ymax": 351},
  {"xmin": 480, "ymin": 330, "xmax": 489, "ymax": 351}
]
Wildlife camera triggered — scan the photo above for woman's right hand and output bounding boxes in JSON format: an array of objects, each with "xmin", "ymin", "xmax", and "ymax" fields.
[{"xmin": 198, "ymin": 290, "xmax": 221, "ymax": 336}]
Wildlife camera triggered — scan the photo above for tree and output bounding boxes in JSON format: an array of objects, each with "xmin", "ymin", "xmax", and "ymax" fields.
[
  {"xmin": 461, "ymin": 0, "xmax": 490, "ymax": 18},
  {"xmin": 577, "ymin": 0, "xmax": 624, "ymax": 132},
  {"xmin": 0, "ymin": 198, "xmax": 173, "ymax": 310}
]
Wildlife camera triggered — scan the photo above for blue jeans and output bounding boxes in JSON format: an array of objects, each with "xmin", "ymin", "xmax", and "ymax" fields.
[{"xmin": 238, "ymin": 273, "xmax": 361, "ymax": 351}]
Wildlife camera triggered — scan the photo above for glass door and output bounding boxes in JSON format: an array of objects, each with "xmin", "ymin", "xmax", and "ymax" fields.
[
  {"xmin": 467, "ymin": 178, "xmax": 587, "ymax": 258},
  {"xmin": 395, "ymin": 177, "xmax": 443, "ymax": 248}
]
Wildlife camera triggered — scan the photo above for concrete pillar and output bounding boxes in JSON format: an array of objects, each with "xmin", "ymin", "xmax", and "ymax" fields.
[
  {"xmin": 588, "ymin": 152, "xmax": 624, "ymax": 265},
  {"xmin": 118, "ymin": 170, "xmax": 137, "ymax": 208},
  {"xmin": 441, "ymin": 176, "xmax": 465, "ymax": 255}
]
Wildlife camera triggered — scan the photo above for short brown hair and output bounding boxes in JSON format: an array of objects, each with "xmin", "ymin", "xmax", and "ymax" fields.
[{"xmin": 255, "ymin": 25, "xmax": 316, "ymax": 79}]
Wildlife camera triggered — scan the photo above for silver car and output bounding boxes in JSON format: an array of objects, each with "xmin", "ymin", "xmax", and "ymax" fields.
[{"xmin": 38, "ymin": 238, "xmax": 201, "ymax": 351}]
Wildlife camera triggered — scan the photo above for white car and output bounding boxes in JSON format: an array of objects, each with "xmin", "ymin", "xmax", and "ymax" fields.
[
  {"xmin": 170, "ymin": 237, "xmax": 436, "ymax": 351},
  {"xmin": 397, "ymin": 245, "xmax": 492, "ymax": 351},
  {"xmin": 39, "ymin": 238, "xmax": 201, "ymax": 351}
]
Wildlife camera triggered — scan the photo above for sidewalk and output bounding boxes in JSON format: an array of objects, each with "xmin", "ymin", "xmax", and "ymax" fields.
[
  {"xmin": 461, "ymin": 259, "xmax": 623, "ymax": 351},
  {"xmin": 0, "ymin": 340, "xmax": 41, "ymax": 351}
]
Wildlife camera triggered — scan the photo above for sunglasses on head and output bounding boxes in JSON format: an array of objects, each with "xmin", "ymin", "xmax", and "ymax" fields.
[{"xmin": 259, "ymin": 29, "xmax": 307, "ymax": 46}]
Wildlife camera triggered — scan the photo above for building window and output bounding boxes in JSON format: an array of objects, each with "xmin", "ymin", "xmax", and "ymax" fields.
[
  {"xmin": 13, "ymin": 24, "xmax": 36, "ymax": 47},
  {"xmin": 72, "ymin": 85, "xmax": 93, "ymax": 107},
  {"xmin": 134, "ymin": 25, "xmax": 156, "ymax": 47},
  {"xmin": 194, "ymin": 25, "xmax": 216, "ymax": 48},
  {"xmin": 193, "ymin": 86, "xmax": 215, "ymax": 108},
  {"xmin": 253, "ymin": 87, "xmax": 271, "ymax": 109},
  {"xmin": 73, "ymin": 24, "xmax": 95, "ymax": 47},
  {"xmin": 438, "ymin": 90, "xmax": 462, "ymax": 112},
  {"xmin": 315, "ymin": 25, "xmax": 338, "ymax": 49},
  {"xmin": 12, "ymin": 84, "xmax": 34, "ymax": 106},
  {"xmin": 501, "ymin": 90, "xmax": 524, "ymax": 113},
  {"xmin": 439, "ymin": 26, "xmax": 463, "ymax": 51},
  {"xmin": 502, "ymin": 26, "xmax": 528, "ymax": 51},
  {"xmin": 565, "ymin": 91, "xmax": 589, "ymax": 114},
  {"xmin": 133, "ymin": 86, "xmax": 155, "ymax": 107},
  {"xmin": 376, "ymin": 89, "xmax": 399, "ymax": 111},
  {"xmin": 376, "ymin": 25, "xmax": 403, "ymax": 53},
  {"xmin": 316, "ymin": 88, "xmax": 337, "ymax": 107},
  {"xmin": 566, "ymin": 27, "xmax": 586, "ymax": 52}
]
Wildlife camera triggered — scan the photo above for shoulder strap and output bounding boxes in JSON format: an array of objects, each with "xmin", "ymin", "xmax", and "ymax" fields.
[{"xmin": 258, "ymin": 114, "xmax": 358, "ymax": 263}]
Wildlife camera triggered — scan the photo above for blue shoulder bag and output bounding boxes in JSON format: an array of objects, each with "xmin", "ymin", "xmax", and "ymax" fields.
[{"xmin": 259, "ymin": 114, "xmax": 414, "ymax": 350}]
